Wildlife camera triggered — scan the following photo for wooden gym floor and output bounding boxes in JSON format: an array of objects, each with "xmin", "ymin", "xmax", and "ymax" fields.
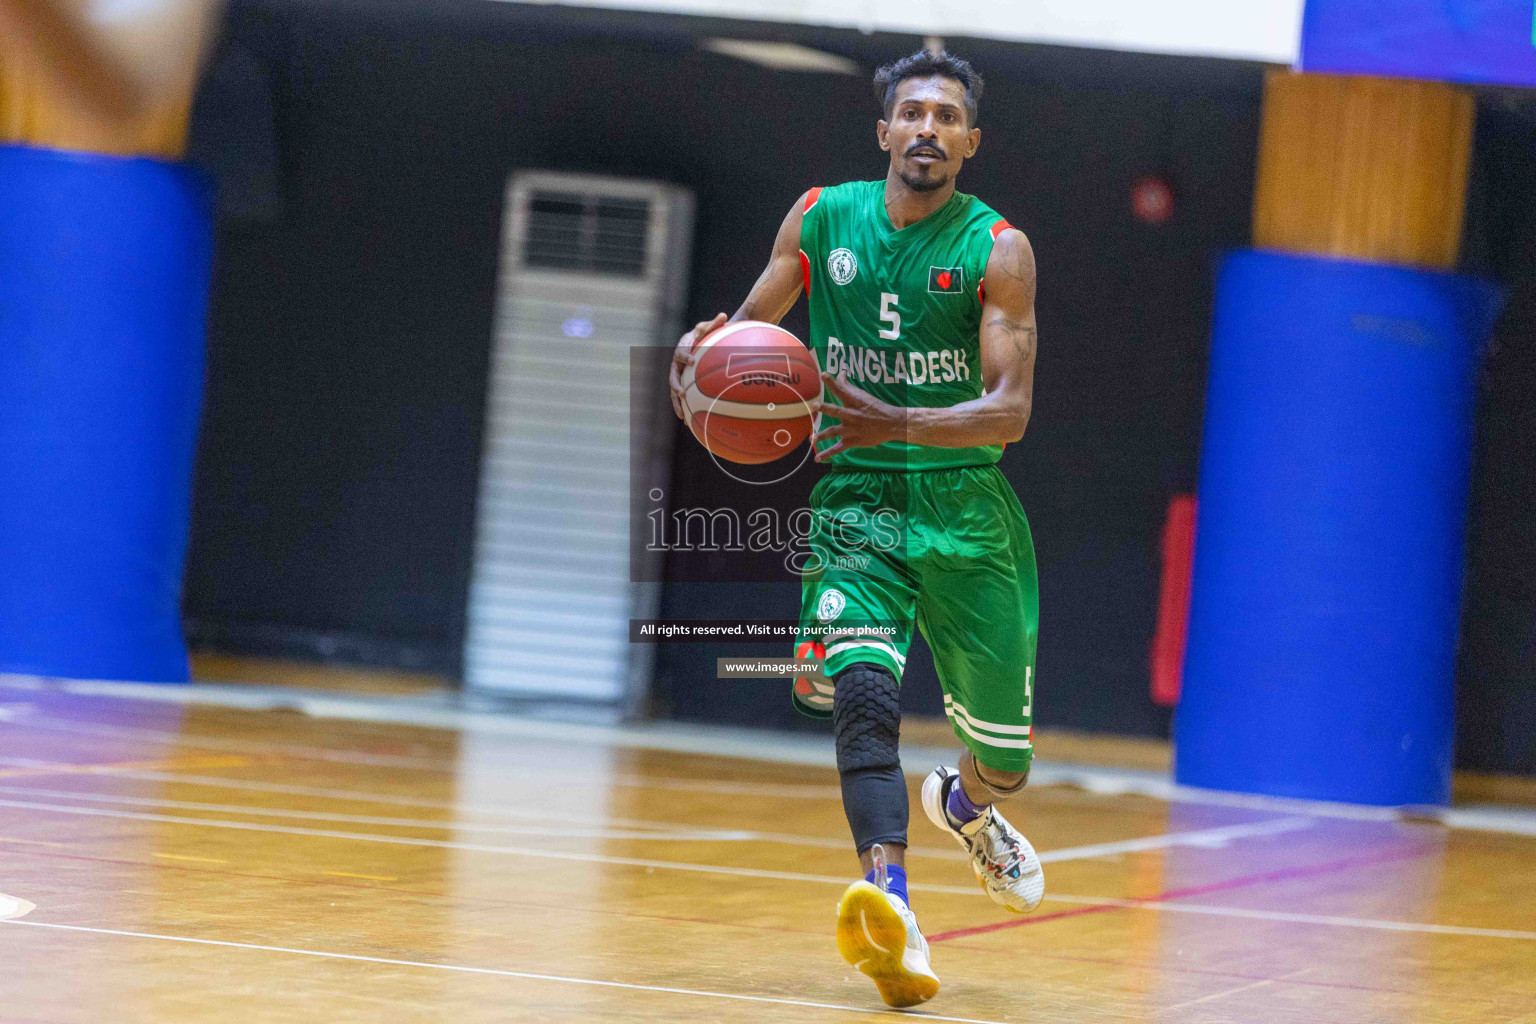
[{"xmin": 0, "ymin": 676, "xmax": 1533, "ymax": 1023}]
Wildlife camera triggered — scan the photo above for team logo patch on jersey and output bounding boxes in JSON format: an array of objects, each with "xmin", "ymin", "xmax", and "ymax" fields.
[
  {"xmin": 816, "ymin": 589, "xmax": 847, "ymax": 623},
  {"xmin": 928, "ymin": 266, "xmax": 966, "ymax": 294},
  {"xmin": 828, "ymin": 249, "xmax": 858, "ymax": 286}
]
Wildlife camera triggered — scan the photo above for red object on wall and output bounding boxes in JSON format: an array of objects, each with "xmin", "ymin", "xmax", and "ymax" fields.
[
  {"xmin": 1132, "ymin": 175, "xmax": 1174, "ymax": 224},
  {"xmin": 1151, "ymin": 494, "xmax": 1198, "ymax": 707}
]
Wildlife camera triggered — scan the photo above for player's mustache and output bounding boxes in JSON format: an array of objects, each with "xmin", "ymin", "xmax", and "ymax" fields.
[{"xmin": 906, "ymin": 141, "xmax": 946, "ymax": 159}]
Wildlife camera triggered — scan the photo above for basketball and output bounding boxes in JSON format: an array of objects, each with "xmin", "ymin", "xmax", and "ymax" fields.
[{"xmin": 679, "ymin": 320, "xmax": 822, "ymax": 464}]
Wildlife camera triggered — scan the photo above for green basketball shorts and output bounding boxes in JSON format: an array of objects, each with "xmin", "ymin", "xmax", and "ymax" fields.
[{"xmin": 791, "ymin": 463, "xmax": 1039, "ymax": 773}]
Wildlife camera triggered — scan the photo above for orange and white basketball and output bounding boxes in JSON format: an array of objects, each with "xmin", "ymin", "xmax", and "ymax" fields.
[{"xmin": 680, "ymin": 321, "xmax": 822, "ymax": 464}]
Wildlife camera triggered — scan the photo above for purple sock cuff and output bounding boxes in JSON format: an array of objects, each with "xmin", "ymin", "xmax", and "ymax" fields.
[
  {"xmin": 866, "ymin": 863, "xmax": 909, "ymax": 906},
  {"xmin": 947, "ymin": 776, "xmax": 987, "ymax": 824}
]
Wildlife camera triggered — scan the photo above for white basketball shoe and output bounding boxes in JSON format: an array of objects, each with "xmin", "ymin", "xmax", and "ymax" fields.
[
  {"xmin": 835, "ymin": 879, "xmax": 939, "ymax": 1008},
  {"xmin": 921, "ymin": 765, "xmax": 1045, "ymax": 913}
]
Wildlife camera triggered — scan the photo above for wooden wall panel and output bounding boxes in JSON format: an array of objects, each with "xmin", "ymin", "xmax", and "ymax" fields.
[
  {"xmin": 0, "ymin": 0, "xmax": 219, "ymax": 158},
  {"xmin": 0, "ymin": 55, "xmax": 190, "ymax": 157},
  {"xmin": 1253, "ymin": 70, "xmax": 1474, "ymax": 270}
]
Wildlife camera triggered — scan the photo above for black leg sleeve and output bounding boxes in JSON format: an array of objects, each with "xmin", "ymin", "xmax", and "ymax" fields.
[{"xmin": 832, "ymin": 663, "xmax": 908, "ymax": 852}]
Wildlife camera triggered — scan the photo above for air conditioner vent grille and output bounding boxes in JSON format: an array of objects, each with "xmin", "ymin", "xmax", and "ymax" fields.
[{"xmin": 524, "ymin": 191, "xmax": 650, "ymax": 277}]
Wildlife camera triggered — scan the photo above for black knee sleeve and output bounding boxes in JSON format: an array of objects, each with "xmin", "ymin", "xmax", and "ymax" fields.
[
  {"xmin": 832, "ymin": 663, "xmax": 901, "ymax": 773},
  {"xmin": 833, "ymin": 663, "xmax": 907, "ymax": 852},
  {"xmin": 840, "ymin": 765, "xmax": 908, "ymax": 853}
]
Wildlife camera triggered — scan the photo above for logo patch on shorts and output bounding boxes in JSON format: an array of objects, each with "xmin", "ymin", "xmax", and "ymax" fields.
[
  {"xmin": 816, "ymin": 589, "xmax": 846, "ymax": 623},
  {"xmin": 828, "ymin": 249, "xmax": 858, "ymax": 286}
]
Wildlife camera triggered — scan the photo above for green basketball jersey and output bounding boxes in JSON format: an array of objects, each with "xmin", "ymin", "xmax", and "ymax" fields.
[{"xmin": 799, "ymin": 179, "xmax": 1012, "ymax": 471}]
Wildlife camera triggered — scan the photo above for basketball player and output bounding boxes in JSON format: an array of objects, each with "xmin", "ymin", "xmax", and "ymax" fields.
[{"xmin": 669, "ymin": 50, "xmax": 1041, "ymax": 1008}]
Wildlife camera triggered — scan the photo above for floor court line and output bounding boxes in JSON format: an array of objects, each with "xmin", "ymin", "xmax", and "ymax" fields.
[
  {"xmin": 0, "ymin": 682, "xmax": 990, "ymax": 785},
  {"xmin": 1036, "ymin": 817, "xmax": 1314, "ymax": 863},
  {"xmin": 935, "ymin": 940, "xmax": 1424, "ymax": 999},
  {"xmin": 0, "ymin": 796, "xmax": 891, "ymax": 888},
  {"xmin": 0, "ymin": 757, "xmax": 856, "ymax": 841},
  {"xmin": 0, "ymin": 919, "xmax": 1017, "ymax": 1024},
  {"xmin": 0, "ymin": 767, "xmax": 962, "ymax": 858},
  {"xmin": 0, "ymin": 717, "xmax": 851, "ymax": 800},
  {"xmin": 0, "ymin": 783, "xmax": 760, "ymax": 843},
  {"xmin": 1113, "ymin": 900, "xmax": 1536, "ymax": 941},
  {"xmin": 8, "ymin": 689, "xmax": 1536, "ymax": 841},
  {"xmin": 0, "ymin": 709, "xmax": 835, "ymax": 798},
  {"xmin": 1154, "ymin": 974, "xmax": 1284, "ymax": 1015},
  {"xmin": 2, "ymin": 842, "xmax": 971, "ymax": 954},
  {"xmin": 0, "ymin": 714, "xmax": 505, "ymax": 772},
  {"xmin": 0, "ymin": 740, "xmax": 1420, "ymax": 871},
  {"xmin": 2, "ymin": 679, "xmax": 872, "ymax": 771},
  {"xmin": 938, "ymin": 890, "xmax": 1536, "ymax": 942},
  {"xmin": 0, "ymin": 779, "xmax": 1313, "ymax": 864},
  {"xmin": 0, "ymin": 792, "xmax": 1315, "ymax": 884},
  {"xmin": 930, "ymin": 845, "xmax": 1436, "ymax": 940},
  {"xmin": 0, "ymin": 844, "xmax": 861, "ymax": 931},
  {"xmin": 3, "ymin": 797, "xmax": 1533, "ymax": 942},
  {"xmin": 0, "ymin": 756, "xmax": 236, "ymax": 780},
  {"xmin": 1, "ymin": 842, "xmax": 1516, "ymax": 1002},
  {"xmin": 322, "ymin": 871, "xmax": 397, "ymax": 881},
  {"xmin": 0, "ymin": 753, "xmax": 1348, "ymax": 872},
  {"xmin": 0, "ymin": 835, "xmax": 69, "ymax": 848},
  {"xmin": 928, "ymin": 843, "xmax": 1536, "ymax": 943}
]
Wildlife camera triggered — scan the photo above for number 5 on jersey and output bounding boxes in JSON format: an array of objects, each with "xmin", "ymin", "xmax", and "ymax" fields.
[{"xmin": 878, "ymin": 292, "xmax": 901, "ymax": 340}]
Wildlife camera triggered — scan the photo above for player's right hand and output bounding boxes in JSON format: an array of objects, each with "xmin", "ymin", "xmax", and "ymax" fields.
[{"xmin": 669, "ymin": 313, "xmax": 727, "ymax": 420}]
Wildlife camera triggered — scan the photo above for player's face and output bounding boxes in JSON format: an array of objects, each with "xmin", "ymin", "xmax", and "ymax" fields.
[{"xmin": 877, "ymin": 76, "xmax": 981, "ymax": 193}]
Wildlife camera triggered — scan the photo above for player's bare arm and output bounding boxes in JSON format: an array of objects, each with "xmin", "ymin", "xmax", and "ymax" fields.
[
  {"xmin": 809, "ymin": 227, "xmax": 1037, "ymax": 459},
  {"xmin": 667, "ymin": 189, "xmax": 810, "ymax": 420}
]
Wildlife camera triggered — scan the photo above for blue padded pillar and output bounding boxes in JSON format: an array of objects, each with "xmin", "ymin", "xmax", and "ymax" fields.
[
  {"xmin": 1175, "ymin": 250, "xmax": 1499, "ymax": 806},
  {"xmin": 0, "ymin": 145, "xmax": 213, "ymax": 682}
]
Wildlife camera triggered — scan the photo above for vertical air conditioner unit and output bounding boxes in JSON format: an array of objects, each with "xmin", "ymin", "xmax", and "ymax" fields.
[{"xmin": 464, "ymin": 172, "xmax": 693, "ymax": 705}]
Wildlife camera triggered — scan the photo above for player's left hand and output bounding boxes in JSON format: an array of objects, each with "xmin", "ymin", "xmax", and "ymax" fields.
[{"xmin": 810, "ymin": 372, "xmax": 904, "ymax": 461}]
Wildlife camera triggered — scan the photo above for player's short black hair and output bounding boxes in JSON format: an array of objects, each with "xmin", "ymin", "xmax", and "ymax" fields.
[{"xmin": 873, "ymin": 50, "xmax": 984, "ymax": 127}]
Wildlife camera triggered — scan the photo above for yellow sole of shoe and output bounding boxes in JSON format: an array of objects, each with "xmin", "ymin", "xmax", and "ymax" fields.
[{"xmin": 835, "ymin": 881, "xmax": 939, "ymax": 1009}]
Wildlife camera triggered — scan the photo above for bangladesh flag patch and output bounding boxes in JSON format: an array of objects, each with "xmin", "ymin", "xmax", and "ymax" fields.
[{"xmin": 928, "ymin": 266, "xmax": 965, "ymax": 294}]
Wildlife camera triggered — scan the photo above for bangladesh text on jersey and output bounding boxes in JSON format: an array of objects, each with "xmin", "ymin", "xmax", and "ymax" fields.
[{"xmin": 799, "ymin": 180, "xmax": 1013, "ymax": 471}]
